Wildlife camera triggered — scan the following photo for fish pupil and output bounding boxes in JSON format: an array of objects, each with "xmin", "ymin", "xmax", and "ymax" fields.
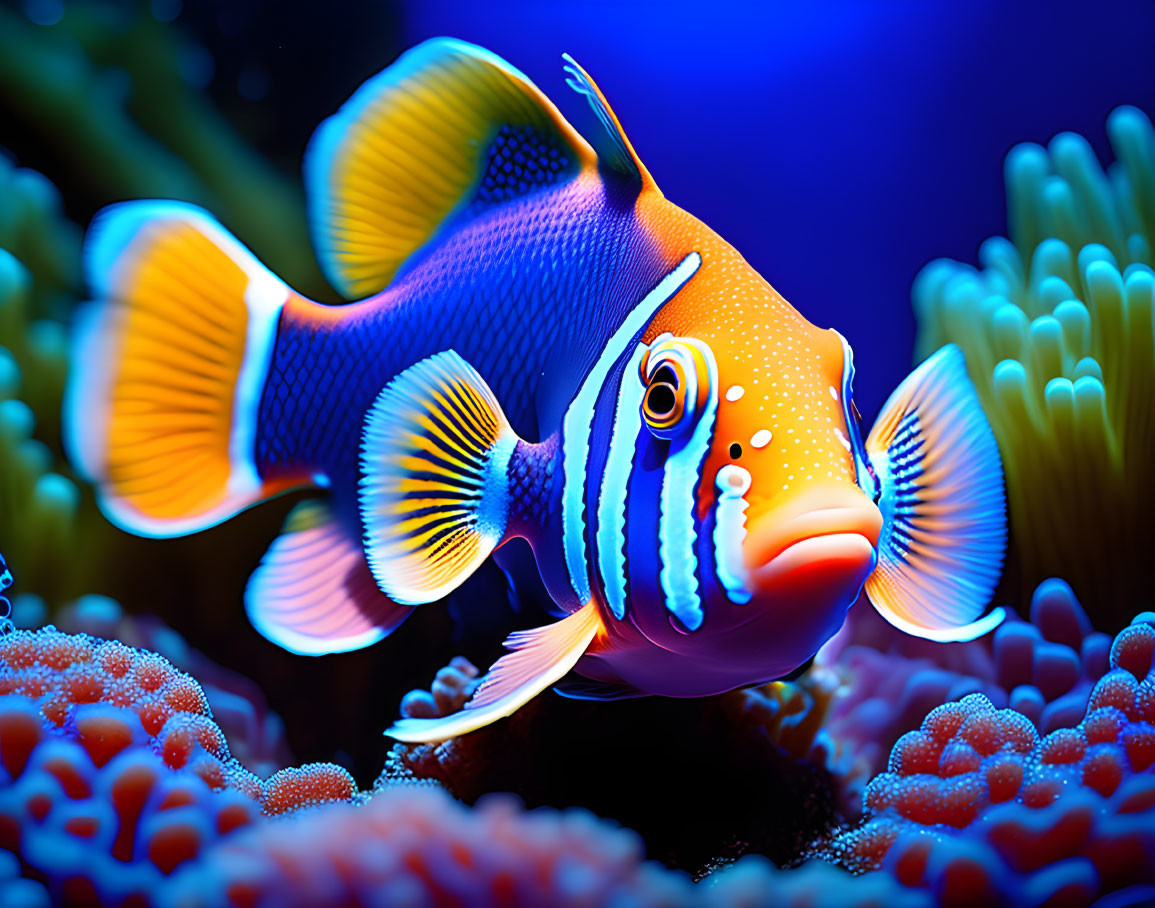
[
  {"xmin": 729, "ymin": 443, "xmax": 742, "ymax": 459},
  {"xmin": 647, "ymin": 383, "xmax": 676, "ymax": 417}
]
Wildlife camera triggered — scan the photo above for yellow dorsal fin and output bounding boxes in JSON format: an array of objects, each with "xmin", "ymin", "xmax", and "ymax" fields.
[
  {"xmin": 306, "ymin": 38, "xmax": 598, "ymax": 299},
  {"xmin": 562, "ymin": 53, "xmax": 656, "ymax": 191}
]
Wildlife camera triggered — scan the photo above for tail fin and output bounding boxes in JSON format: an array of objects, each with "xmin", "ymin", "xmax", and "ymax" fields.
[{"xmin": 66, "ymin": 201, "xmax": 298, "ymax": 537}]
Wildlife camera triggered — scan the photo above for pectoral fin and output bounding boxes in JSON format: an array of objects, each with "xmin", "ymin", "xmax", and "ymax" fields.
[
  {"xmin": 385, "ymin": 601, "xmax": 602, "ymax": 742},
  {"xmin": 863, "ymin": 345, "xmax": 1007, "ymax": 642},
  {"xmin": 360, "ymin": 351, "xmax": 518, "ymax": 606}
]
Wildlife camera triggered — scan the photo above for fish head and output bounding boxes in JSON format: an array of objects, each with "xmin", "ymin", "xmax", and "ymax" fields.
[{"xmin": 583, "ymin": 201, "xmax": 884, "ymax": 695}]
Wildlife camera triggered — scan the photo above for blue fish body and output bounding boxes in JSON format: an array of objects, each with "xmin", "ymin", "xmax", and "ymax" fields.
[{"xmin": 66, "ymin": 39, "xmax": 1008, "ymax": 741}]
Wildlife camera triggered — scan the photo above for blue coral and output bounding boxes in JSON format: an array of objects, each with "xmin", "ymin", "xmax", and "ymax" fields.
[
  {"xmin": 0, "ymin": 626, "xmax": 932, "ymax": 906},
  {"xmin": 822, "ymin": 579, "xmax": 1113, "ymax": 788},
  {"xmin": 822, "ymin": 616, "xmax": 1155, "ymax": 906}
]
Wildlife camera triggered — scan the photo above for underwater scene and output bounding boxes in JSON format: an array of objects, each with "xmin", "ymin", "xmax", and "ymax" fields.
[{"xmin": 3, "ymin": 1, "xmax": 1155, "ymax": 905}]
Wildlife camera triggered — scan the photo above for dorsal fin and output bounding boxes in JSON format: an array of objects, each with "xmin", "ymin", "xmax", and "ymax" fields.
[
  {"xmin": 306, "ymin": 38, "xmax": 599, "ymax": 299},
  {"xmin": 561, "ymin": 53, "xmax": 655, "ymax": 190}
]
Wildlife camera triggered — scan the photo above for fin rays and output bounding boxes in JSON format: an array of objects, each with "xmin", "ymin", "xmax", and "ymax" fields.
[
  {"xmin": 386, "ymin": 602, "xmax": 602, "ymax": 743},
  {"xmin": 66, "ymin": 201, "xmax": 302, "ymax": 538},
  {"xmin": 864, "ymin": 345, "xmax": 1008, "ymax": 641},
  {"xmin": 245, "ymin": 502, "xmax": 413, "ymax": 655},
  {"xmin": 306, "ymin": 38, "xmax": 596, "ymax": 298},
  {"xmin": 360, "ymin": 351, "xmax": 518, "ymax": 605}
]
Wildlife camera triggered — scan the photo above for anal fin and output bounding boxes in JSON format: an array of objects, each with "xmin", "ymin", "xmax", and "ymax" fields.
[
  {"xmin": 385, "ymin": 601, "xmax": 602, "ymax": 742},
  {"xmin": 245, "ymin": 501, "xmax": 413, "ymax": 655}
]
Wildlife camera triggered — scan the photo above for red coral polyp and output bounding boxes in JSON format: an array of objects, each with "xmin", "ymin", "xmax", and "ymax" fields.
[
  {"xmin": 0, "ymin": 627, "xmax": 368, "ymax": 903},
  {"xmin": 0, "ymin": 628, "xmax": 355, "ymax": 818},
  {"xmin": 262, "ymin": 763, "xmax": 356, "ymax": 816},
  {"xmin": 826, "ymin": 616, "xmax": 1155, "ymax": 905}
]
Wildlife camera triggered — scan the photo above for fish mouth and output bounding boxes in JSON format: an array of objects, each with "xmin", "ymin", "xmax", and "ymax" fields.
[
  {"xmin": 743, "ymin": 485, "xmax": 883, "ymax": 595},
  {"xmin": 750, "ymin": 532, "xmax": 877, "ymax": 595}
]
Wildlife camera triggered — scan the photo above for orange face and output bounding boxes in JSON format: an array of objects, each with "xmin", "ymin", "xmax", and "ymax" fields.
[{"xmin": 621, "ymin": 190, "xmax": 883, "ymax": 679}]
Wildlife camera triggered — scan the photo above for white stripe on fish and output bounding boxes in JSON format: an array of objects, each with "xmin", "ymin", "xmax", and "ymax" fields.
[
  {"xmin": 561, "ymin": 252, "xmax": 701, "ymax": 604},
  {"xmin": 594, "ymin": 343, "xmax": 648, "ymax": 620},
  {"xmin": 658, "ymin": 336, "xmax": 718, "ymax": 631}
]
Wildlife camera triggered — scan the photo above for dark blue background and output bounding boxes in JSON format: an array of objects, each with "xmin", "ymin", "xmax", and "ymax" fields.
[{"xmin": 399, "ymin": 0, "xmax": 1155, "ymax": 415}]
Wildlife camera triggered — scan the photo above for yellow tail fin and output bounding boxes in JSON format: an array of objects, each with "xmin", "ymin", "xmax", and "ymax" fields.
[{"xmin": 67, "ymin": 202, "xmax": 299, "ymax": 537}]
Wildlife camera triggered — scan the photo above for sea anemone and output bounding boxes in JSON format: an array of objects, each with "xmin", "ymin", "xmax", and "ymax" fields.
[
  {"xmin": 913, "ymin": 106, "xmax": 1155, "ymax": 621},
  {"xmin": 0, "ymin": 159, "xmax": 102, "ymax": 608},
  {"xmin": 0, "ymin": 3, "xmax": 321, "ymax": 294}
]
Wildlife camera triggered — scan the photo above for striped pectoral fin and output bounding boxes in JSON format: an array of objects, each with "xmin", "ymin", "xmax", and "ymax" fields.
[
  {"xmin": 245, "ymin": 501, "xmax": 414, "ymax": 655},
  {"xmin": 864, "ymin": 344, "xmax": 1008, "ymax": 642},
  {"xmin": 385, "ymin": 601, "xmax": 603, "ymax": 742},
  {"xmin": 360, "ymin": 350, "xmax": 521, "ymax": 607},
  {"xmin": 67, "ymin": 201, "xmax": 307, "ymax": 538}
]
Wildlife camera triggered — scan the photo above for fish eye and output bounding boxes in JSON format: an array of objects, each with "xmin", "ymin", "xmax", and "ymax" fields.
[
  {"xmin": 729, "ymin": 442, "xmax": 742, "ymax": 459},
  {"xmin": 640, "ymin": 339, "xmax": 708, "ymax": 439},
  {"xmin": 645, "ymin": 381, "xmax": 678, "ymax": 419}
]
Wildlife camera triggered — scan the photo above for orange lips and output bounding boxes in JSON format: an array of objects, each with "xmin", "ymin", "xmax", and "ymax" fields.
[{"xmin": 743, "ymin": 482, "xmax": 883, "ymax": 596}]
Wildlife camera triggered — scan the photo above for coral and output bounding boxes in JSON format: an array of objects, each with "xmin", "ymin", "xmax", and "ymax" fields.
[
  {"xmin": 913, "ymin": 105, "xmax": 1155, "ymax": 619},
  {"xmin": 0, "ymin": 550, "xmax": 11, "ymax": 633},
  {"xmin": 724, "ymin": 666, "xmax": 873, "ymax": 817},
  {"xmin": 4, "ymin": 588, "xmax": 1142, "ymax": 905},
  {"xmin": 700, "ymin": 857, "xmax": 932, "ymax": 908},
  {"xmin": 822, "ymin": 616, "xmax": 1155, "ymax": 906},
  {"xmin": 0, "ymin": 628, "xmax": 934, "ymax": 907},
  {"xmin": 166, "ymin": 786, "xmax": 691, "ymax": 906},
  {"xmin": 159, "ymin": 786, "xmax": 931, "ymax": 908},
  {"xmin": 0, "ymin": 627, "xmax": 351, "ymax": 809},
  {"xmin": 52, "ymin": 595, "xmax": 294, "ymax": 779},
  {"xmin": 822, "ymin": 579, "xmax": 1113, "ymax": 789},
  {"xmin": 1, "ymin": 627, "xmax": 253, "ymax": 797},
  {"xmin": 385, "ymin": 657, "xmax": 846, "ymax": 875},
  {"xmin": 396, "ymin": 654, "xmax": 480, "ymax": 720},
  {"xmin": 0, "ymin": 695, "xmax": 264, "ymax": 904},
  {"xmin": 0, "ymin": 848, "xmax": 50, "ymax": 908},
  {"xmin": 0, "ymin": 626, "xmax": 363, "ymax": 901}
]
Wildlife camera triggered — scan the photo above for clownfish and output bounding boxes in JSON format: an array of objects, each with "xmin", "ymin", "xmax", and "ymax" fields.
[{"xmin": 66, "ymin": 39, "xmax": 1006, "ymax": 742}]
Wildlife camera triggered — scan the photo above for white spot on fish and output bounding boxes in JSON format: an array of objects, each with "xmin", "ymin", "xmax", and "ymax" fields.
[
  {"xmin": 829, "ymin": 385, "xmax": 839, "ymax": 402},
  {"xmin": 834, "ymin": 428, "xmax": 851, "ymax": 452},
  {"xmin": 726, "ymin": 385, "xmax": 745, "ymax": 402},
  {"xmin": 750, "ymin": 429, "xmax": 772, "ymax": 449}
]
